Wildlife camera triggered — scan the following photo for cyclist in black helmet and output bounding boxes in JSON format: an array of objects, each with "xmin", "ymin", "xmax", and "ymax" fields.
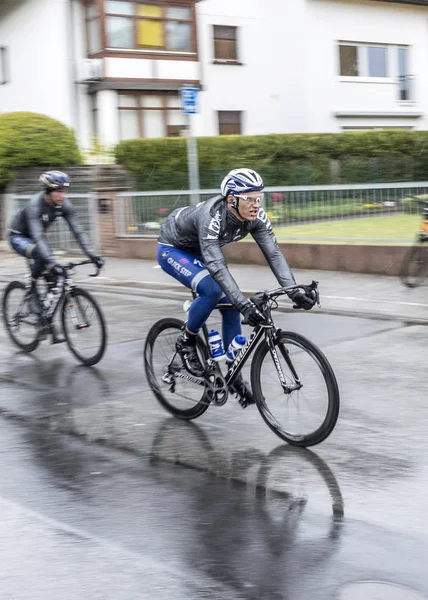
[{"xmin": 8, "ymin": 170, "xmax": 104, "ymax": 344}]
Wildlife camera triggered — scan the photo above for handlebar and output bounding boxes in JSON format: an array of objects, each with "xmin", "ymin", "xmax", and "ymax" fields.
[
  {"xmin": 60, "ymin": 259, "xmax": 104, "ymax": 278},
  {"xmin": 253, "ymin": 280, "xmax": 320, "ymax": 306},
  {"xmin": 241, "ymin": 281, "xmax": 320, "ymax": 325}
]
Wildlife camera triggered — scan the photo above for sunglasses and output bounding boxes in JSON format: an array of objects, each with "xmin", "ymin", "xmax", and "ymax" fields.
[{"xmin": 234, "ymin": 194, "xmax": 263, "ymax": 204}]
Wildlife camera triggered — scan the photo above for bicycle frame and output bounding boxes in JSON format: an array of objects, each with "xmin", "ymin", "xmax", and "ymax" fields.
[
  {"xmin": 200, "ymin": 301, "xmax": 293, "ymax": 394},
  {"xmin": 27, "ymin": 259, "xmax": 99, "ymax": 327}
]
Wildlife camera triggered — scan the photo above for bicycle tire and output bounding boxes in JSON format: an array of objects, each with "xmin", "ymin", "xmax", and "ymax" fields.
[
  {"xmin": 2, "ymin": 280, "xmax": 40, "ymax": 353},
  {"xmin": 251, "ymin": 331, "xmax": 340, "ymax": 447},
  {"xmin": 61, "ymin": 287, "xmax": 107, "ymax": 366},
  {"xmin": 399, "ymin": 241, "xmax": 428, "ymax": 288},
  {"xmin": 144, "ymin": 317, "xmax": 210, "ymax": 420}
]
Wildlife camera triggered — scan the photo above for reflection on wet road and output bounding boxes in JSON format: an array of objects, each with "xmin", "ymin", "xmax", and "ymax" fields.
[{"xmin": 0, "ymin": 291, "xmax": 427, "ymax": 598}]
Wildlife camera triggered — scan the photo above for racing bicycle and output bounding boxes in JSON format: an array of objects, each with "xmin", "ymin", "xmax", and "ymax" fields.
[
  {"xmin": 144, "ymin": 282, "xmax": 340, "ymax": 447},
  {"xmin": 2, "ymin": 260, "xmax": 107, "ymax": 366}
]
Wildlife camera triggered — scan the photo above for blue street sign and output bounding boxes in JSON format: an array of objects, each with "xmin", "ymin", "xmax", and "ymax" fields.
[{"xmin": 179, "ymin": 87, "xmax": 199, "ymax": 114}]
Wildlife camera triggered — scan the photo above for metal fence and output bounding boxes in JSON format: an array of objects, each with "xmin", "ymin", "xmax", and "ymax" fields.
[
  {"xmin": 116, "ymin": 182, "xmax": 428, "ymax": 242},
  {"xmin": 5, "ymin": 193, "xmax": 99, "ymax": 253}
]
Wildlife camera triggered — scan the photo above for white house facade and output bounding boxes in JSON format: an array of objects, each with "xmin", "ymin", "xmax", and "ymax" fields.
[{"xmin": 0, "ymin": 0, "xmax": 427, "ymax": 150}]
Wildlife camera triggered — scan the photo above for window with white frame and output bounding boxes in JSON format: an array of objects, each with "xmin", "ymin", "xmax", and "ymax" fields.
[
  {"xmin": 338, "ymin": 43, "xmax": 412, "ymax": 100},
  {"xmin": 339, "ymin": 42, "xmax": 389, "ymax": 78}
]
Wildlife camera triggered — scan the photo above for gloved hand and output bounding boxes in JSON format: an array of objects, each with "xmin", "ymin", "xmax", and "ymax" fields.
[
  {"xmin": 287, "ymin": 288, "xmax": 317, "ymax": 311},
  {"xmin": 48, "ymin": 263, "xmax": 63, "ymax": 278},
  {"xmin": 90, "ymin": 255, "xmax": 104, "ymax": 269},
  {"xmin": 241, "ymin": 301, "xmax": 266, "ymax": 327}
]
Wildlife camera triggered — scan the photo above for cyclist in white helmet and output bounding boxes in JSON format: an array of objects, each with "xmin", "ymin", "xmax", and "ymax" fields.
[{"xmin": 158, "ymin": 168, "xmax": 316, "ymax": 406}]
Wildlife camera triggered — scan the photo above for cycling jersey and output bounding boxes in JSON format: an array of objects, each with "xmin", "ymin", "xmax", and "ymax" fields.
[
  {"xmin": 9, "ymin": 191, "xmax": 92, "ymax": 263},
  {"xmin": 158, "ymin": 195, "xmax": 295, "ymax": 310}
]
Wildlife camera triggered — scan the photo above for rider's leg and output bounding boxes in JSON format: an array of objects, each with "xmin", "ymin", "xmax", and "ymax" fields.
[
  {"xmin": 157, "ymin": 244, "xmax": 223, "ymax": 331},
  {"xmin": 217, "ymin": 299, "xmax": 254, "ymax": 406},
  {"xmin": 8, "ymin": 236, "xmax": 46, "ymax": 314},
  {"xmin": 158, "ymin": 245, "xmax": 223, "ymax": 375},
  {"xmin": 8, "ymin": 235, "xmax": 46, "ymax": 279},
  {"xmin": 7, "ymin": 236, "xmax": 60, "ymax": 342},
  {"xmin": 217, "ymin": 298, "xmax": 242, "ymax": 352}
]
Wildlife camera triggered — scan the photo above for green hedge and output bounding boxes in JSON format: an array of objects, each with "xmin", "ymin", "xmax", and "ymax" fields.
[
  {"xmin": 0, "ymin": 112, "xmax": 82, "ymax": 188},
  {"xmin": 115, "ymin": 130, "xmax": 428, "ymax": 190}
]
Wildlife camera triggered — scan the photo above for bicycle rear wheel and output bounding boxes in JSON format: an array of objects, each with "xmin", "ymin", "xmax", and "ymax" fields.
[
  {"xmin": 251, "ymin": 331, "xmax": 340, "ymax": 447},
  {"xmin": 144, "ymin": 317, "xmax": 210, "ymax": 420},
  {"xmin": 399, "ymin": 241, "xmax": 428, "ymax": 288},
  {"xmin": 62, "ymin": 287, "xmax": 107, "ymax": 366},
  {"xmin": 2, "ymin": 281, "xmax": 40, "ymax": 352}
]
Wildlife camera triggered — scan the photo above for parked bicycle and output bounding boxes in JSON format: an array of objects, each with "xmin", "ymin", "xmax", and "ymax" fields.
[
  {"xmin": 144, "ymin": 281, "xmax": 340, "ymax": 447},
  {"xmin": 2, "ymin": 260, "xmax": 107, "ymax": 366},
  {"xmin": 399, "ymin": 197, "xmax": 428, "ymax": 288}
]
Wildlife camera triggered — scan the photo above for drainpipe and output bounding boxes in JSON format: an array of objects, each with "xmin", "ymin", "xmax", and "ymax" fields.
[{"xmin": 67, "ymin": 0, "xmax": 80, "ymax": 144}]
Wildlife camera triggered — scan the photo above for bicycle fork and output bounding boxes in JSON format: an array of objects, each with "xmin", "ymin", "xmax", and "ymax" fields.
[{"xmin": 267, "ymin": 331, "xmax": 303, "ymax": 394}]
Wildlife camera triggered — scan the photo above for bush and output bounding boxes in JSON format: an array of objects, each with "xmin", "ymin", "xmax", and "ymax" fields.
[
  {"xmin": 0, "ymin": 112, "xmax": 82, "ymax": 188},
  {"xmin": 114, "ymin": 130, "xmax": 428, "ymax": 190}
]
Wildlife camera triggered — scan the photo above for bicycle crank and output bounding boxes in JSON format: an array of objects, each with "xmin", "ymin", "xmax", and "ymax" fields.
[{"xmin": 204, "ymin": 370, "xmax": 229, "ymax": 406}]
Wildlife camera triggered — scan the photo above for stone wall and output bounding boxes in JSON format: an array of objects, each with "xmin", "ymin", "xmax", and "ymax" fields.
[{"xmin": 100, "ymin": 233, "xmax": 409, "ymax": 276}]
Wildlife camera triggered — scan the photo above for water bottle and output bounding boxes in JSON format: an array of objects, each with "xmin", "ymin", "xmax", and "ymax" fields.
[
  {"xmin": 226, "ymin": 335, "xmax": 246, "ymax": 361},
  {"xmin": 208, "ymin": 330, "xmax": 226, "ymax": 361}
]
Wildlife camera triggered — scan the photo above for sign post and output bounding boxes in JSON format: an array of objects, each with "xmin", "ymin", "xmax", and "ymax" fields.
[{"xmin": 179, "ymin": 87, "xmax": 200, "ymax": 205}]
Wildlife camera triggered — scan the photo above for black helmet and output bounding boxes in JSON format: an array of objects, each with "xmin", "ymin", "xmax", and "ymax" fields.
[{"xmin": 39, "ymin": 170, "xmax": 70, "ymax": 191}]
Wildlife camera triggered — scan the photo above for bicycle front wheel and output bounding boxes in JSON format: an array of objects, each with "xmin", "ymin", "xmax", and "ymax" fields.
[
  {"xmin": 62, "ymin": 288, "xmax": 107, "ymax": 366},
  {"xmin": 144, "ymin": 317, "xmax": 210, "ymax": 420},
  {"xmin": 251, "ymin": 331, "xmax": 339, "ymax": 447},
  {"xmin": 399, "ymin": 241, "xmax": 428, "ymax": 288},
  {"xmin": 2, "ymin": 281, "xmax": 40, "ymax": 353}
]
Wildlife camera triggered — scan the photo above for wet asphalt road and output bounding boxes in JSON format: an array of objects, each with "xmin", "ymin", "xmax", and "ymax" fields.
[{"xmin": 0, "ymin": 289, "xmax": 428, "ymax": 599}]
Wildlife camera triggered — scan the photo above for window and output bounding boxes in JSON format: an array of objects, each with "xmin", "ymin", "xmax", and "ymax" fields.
[
  {"xmin": 213, "ymin": 25, "xmax": 238, "ymax": 61},
  {"xmin": 105, "ymin": 1, "xmax": 194, "ymax": 52},
  {"xmin": 85, "ymin": 2, "xmax": 102, "ymax": 54},
  {"xmin": 218, "ymin": 111, "xmax": 242, "ymax": 135},
  {"xmin": 339, "ymin": 45, "xmax": 358, "ymax": 77},
  {"xmin": 367, "ymin": 46, "xmax": 387, "ymax": 77},
  {"xmin": 118, "ymin": 92, "xmax": 187, "ymax": 140},
  {"xmin": 0, "ymin": 46, "xmax": 9, "ymax": 84},
  {"xmin": 398, "ymin": 47, "xmax": 410, "ymax": 101},
  {"xmin": 339, "ymin": 43, "xmax": 389, "ymax": 78}
]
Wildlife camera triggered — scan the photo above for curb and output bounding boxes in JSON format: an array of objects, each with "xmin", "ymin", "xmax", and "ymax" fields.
[{"xmin": 0, "ymin": 275, "xmax": 426, "ymax": 326}]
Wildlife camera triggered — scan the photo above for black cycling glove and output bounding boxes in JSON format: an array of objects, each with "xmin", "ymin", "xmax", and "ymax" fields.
[
  {"xmin": 90, "ymin": 255, "xmax": 104, "ymax": 269},
  {"xmin": 48, "ymin": 263, "xmax": 63, "ymax": 278},
  {"xmin": 241, "ymin": 302, "xmax": 266, "ymax": 327},
  {"xmin": 287, "ymin": 288, "xmax": 317, "ymax": 311}
]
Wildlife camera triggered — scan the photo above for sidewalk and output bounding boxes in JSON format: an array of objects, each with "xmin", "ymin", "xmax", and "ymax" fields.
[{"xmin": 0, "ymin": 246, "xmax": 427, "ymax": 323}]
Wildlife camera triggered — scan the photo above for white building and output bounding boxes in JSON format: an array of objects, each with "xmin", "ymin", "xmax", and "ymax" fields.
[{"xmin": 0, "ymin": 0, "xmax": 427, "ymax": 150}]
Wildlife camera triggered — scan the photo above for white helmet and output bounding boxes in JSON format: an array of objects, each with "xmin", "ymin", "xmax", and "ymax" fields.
[{"xmin": 220, "ymin": 168, "xmax": 264, "ymax": 198}]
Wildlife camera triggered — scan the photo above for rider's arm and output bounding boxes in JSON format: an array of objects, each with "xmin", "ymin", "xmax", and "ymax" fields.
[
  {"xmin": 26, "ymin": 203, "xmax": 54, "ymax": 264},
  {"xmin": 62, "ymin": 202, "xmax": 94, "ymax": 257},
  {"xmin": 198, "ymin": 218, "xmax": 249, "ymax": 311},
  {"xmin": 251, "ymin": 208, "xmax": 296, "ymax": 287}
]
